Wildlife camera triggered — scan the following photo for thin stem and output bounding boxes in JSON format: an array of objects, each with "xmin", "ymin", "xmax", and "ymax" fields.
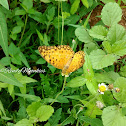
[
  {"xmin": 58, "ymin": 1, "xmax": 60, "ymax": 45},
  {"xmin": 61, "ymin": 1, "xmax": 64, "ymax": 45},
  {"xmin": 50, "ymin": 76, "xmax": 66, "ymax": 106},
  {"xmin": 18, "ymin": 14, "xmax": 28, "ymax": 47}
]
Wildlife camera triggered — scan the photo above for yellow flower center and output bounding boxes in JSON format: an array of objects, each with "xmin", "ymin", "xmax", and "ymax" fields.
[{"xmin": 99, "ymin": 85, "xmax": 106, "ymax": 92}]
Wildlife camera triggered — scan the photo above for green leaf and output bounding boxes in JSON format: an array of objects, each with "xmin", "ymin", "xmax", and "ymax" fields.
[
  {"xmin": 9, "ymin": 42, "xmax": 18, "ymax": 56},
  {"xmin": 67, "ymin": 76, "xmax": 86, "ymax": 87},
  {"xmin": 14, "ymin": 74, "xmax": 37, "ymax": 84},
  {"xmin": 36, "ymin": 105, "xmax": 54, "ymax": 122},
  {"xmin": 12, "ymin": 26, "xmax": 22, "ymax": 34},
  {"xmin": 36, "ymin": 58, "xmax": 46, "ymax": 64},
  {"xmin": 0, "ymin": 0, "xmax": 9, "ymax": 10},
  {"xmin": 22, "ymin": 0, "xmax": 33, "ymax": 10},
  {"xmin": 36, "ymin": 30, "xmax": 44, "ymax": 42},
  {"xmin": 83, "ymin": 54, "xmax": 97, "ymax": 94},
  {"xmin": 107, "ymin": 24, "xmax": 125, "ymax": 44},
  {"xmin": 81, "ymin": 0, "xmax": 89, "ymax": 8},
  {"xmin": 113, "ymin": 77, "xmax": 126, "ymax": 103},
  {"xmin": 84, "ymin": 43, "xmax": 98, "ymax": 54},
  {"xmin": 46, "ymin": 6, "xmax": 55, "ymax": 22},
  {"xmin": 80, "ymin": 101, "xmax": 102, "ymax": 118},
  {"xmin": 119, "ymin": 65, "xmax": 126, "ymax": 77},
  {"xmin": 70, "ymin": 0, "xmax": 80, "ymax": 15},
  {"xmin": 40, "ymin": 0, "xmax": 51, "ymax": 3},
  {"xmin": 101, "ymin": 2, "xmax": 122, "ymax": 26},
  {"xmin": 0, "ymin": 100, "xmax": 6, "ymax": 116},
  {"xmin": 0, "ymin": 64, "xmax": 23, "ymax": 87},
  {"xmin": 47, "ymin": 63, "xmax": 56, "ymax": 73},
  {"xmin": 100, "ymin": 0, "xmax": 115, "ymax": 4},
  {"xmin": 15, "ymin": 9, "xmax": 26, "ymax": 15},
  {"xmin": 102, "ymin": 106, "xmax": 126, "ymax": 126},
  {"xmin": 26, "ymin": 101, "xmax": 42, "ymax": 117},
  {"xmin": 89, "ymin": 49, "xmax": 118, "ymax": 69},
  {"xmin": 15, "ymin": 119, "xmax": 33, "ymax": 126},
  {"xmin": 111, "ymin": 40, "xmax": 126, "ymax": 56},
  {"xmin": 0, "ymin": 9, "xmax": 8, "ymax": 56},
  {"xmin": 19, "ymin": 51, "xmax": 30, "ymax": 68},
  {"xmin": 102, "ymin": 41, "xmax": 112, "ymax": 53},
  {"xmin": 11, "ymin": 54, "xmax": 22, "ymax": 65},
  {"xmin": 95, "ymin": 71, "xmax": 120, "ymax": 84},
  {"xmin": 75, "ymin": 27, "xmax": 93, "ymax": 43},
  {"xmin": 49, "ymin": 108, "xmax": 62, "ymax": 126},
  {"xmin": 79, "ymin": 116, "xmax": 103, "ymax": 126},
  {"xmin": 0, "ymin": 57, "xmax": 11, "ymax": 66},
  {"xmin": 15, "ymin": 93, "xmax": 41, "ymax": 102},
  {"xmin": 89, "ymin": 25, "xmax": 108, "ymax": 40}
]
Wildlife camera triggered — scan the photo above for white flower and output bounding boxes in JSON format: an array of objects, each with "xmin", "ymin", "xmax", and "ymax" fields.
[
  {"xmin": 98, "ymin": 83, "xmax": 108, "ymax": 94},
  {"xmin": 96, "ymin": 101, "xmax": 104, "ymax": 109}
]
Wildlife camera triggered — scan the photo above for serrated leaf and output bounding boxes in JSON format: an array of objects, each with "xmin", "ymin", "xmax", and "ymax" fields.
[
  {"xmin": 94, "ymin": 71, "xmax": 120, "ymax": 84},
  {"xmin": 89, "ymin": 25, "xmax": 108, "ymax": 40},
  {"xmin": 113, "ymin": 77, "xmax": 126, "ymax": 103},
  {"xmin": 67, "ymin": 76, "xmax": 86, "ymax": 87},
  {"xmin": 0, "ymin": 9, "xmax": 8, "ymax": 56},
  {"xmin": 101, "ymin": 2, "xmax": 122, "ymax": 26},
  {"xmin": 84, "ymin": 43, "xmax": 98, "ymax": 54},
  {"xmin": 102, "ymin": 106, "xmax": 126, "ymax": 126},
  {"xmin": 47, "ymin": 6, "xmax": 55, "ymax": 21},
  {"xmin": 89, "ymin": 49, "xmax": 118, "ymax": 69},
  {"xmin": 111, "ymin": 40, "xmax": 126, "ymax": 56},
  {"xmin": 70, "ymin": 0, "xmax": 80, "ymax": 15},
  {"xmin": 36, "ymin": 105, "xmax": 54, "ymax": 122},
  {"xmin": 49, "ymin": 108, "xmax": 62, "ymax": 126},
  {"xmin": 75, "ymin": 27, "xmax": 93, "ymax": 43},
  {"xmin": 26, "ymin": 101, "xmax": 42, "ymax": 117},
  {"xmin": 107, "ymin": 24, "xmax": 125, "ymax": 44},
  {"xmin": 102, "ymin": 41, "xmax": 112, "ymax": 53},
  {"xmin": 0, "ymin": 0, "xmax": 9, "ymax": 10}
]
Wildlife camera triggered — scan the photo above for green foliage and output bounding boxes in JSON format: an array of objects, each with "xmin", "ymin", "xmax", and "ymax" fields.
[
  {"xmin": 102, "ymin": 106, "xmax": 126, "ymax": 126},
  {"xmin": 0, "ymin": 1, "xmax": 126, "ymax": 126},
  {"xmin": 101, "ymin": 2, "xmax": 122, "ymax": 26}
]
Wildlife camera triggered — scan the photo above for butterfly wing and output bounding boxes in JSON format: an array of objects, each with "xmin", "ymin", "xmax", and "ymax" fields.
[
  {"xmin": 38, "ymin": 45, "xmax": 74, "ymax": 70},
  {"xmin": 63, "ymin": 51, "xmax": 85, "ymax": 75}
]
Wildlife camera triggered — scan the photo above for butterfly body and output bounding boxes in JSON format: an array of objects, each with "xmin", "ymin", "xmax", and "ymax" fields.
[{"xmin": 38, "ymin": 45, "xmax": 85, "ymax": 76}]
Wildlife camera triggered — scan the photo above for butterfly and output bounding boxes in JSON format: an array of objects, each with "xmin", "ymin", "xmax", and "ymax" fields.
[{"xmin": 38, "ymin": 45, "xmax": 85, "ymax": 76}]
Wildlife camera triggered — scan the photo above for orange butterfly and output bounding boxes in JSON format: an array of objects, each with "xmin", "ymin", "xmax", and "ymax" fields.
[{"xmin": 38, "ymin": 45, "xmax": 85, "ymax": 76}]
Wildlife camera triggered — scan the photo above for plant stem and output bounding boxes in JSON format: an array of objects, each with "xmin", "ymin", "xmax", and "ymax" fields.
[
  {"xmin": 50, "ymin": 76, "xmax": 66, "ymax": 106},
  {"xmin": 58, "ymin": 1, "xmax": 60, "ymax": 45},
  {"xmin": 61, "ymin": 1, "xmax": 64, "ymax": 45},
  {"xmin": 18, "ymin": 14, "xmax": 28, "ymax": 47}
]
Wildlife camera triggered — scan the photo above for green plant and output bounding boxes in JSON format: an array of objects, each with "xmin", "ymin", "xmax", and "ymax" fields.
[{"xmin": 0, "ymin": 0, "xmax": 126, "ymax": 126}]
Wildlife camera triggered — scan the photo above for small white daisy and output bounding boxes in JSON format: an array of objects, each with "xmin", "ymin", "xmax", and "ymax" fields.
[{"xmin": 98, "ymin": 83, "xmax": 108, "ymax": 94}]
